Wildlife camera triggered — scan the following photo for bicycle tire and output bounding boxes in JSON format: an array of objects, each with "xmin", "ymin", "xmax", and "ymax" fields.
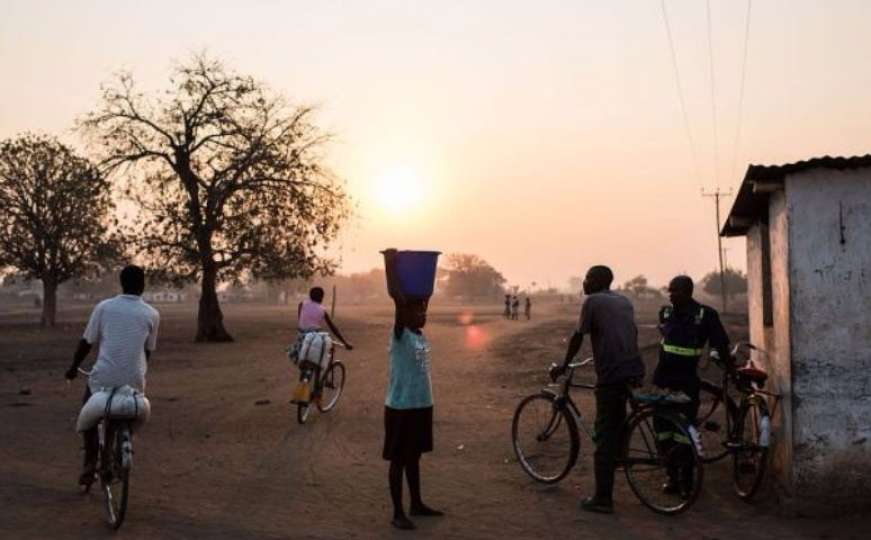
[
  {"xmin": 317, "ymin": 362, "xmax": 346, "ymax": 413},
  {"xmin": 733, "ymin": 398, "xmax": 769, "ymax": 500},
  {"xmin": 102, "ymin": 426, "xmax": 130, "ymax": 530},
  {"xmin": 511, "ymin": 392, "xmax": 579, "ymax": 484},
  {"xmin": 623, "ymin": 408, "xmax": 703, "ymax": 515},
  {"xmin": 697, "ymin": 383, "xmax": 731, "ymax": 464}
]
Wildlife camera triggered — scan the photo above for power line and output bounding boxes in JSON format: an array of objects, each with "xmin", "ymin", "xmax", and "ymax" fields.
[
  {"xmin": 706, "ymin": 0, "xmax": 720, "ymax": 188},
  {"xmin": 659, "ymin": 0, "xmax": 700, "ymax": 182},
  {"xmin": 730, "ymin": 0, "xmax": 753, "ymax": 180}
]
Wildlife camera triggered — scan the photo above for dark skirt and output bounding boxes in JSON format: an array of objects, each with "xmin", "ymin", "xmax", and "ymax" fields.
[{"xmin": 382, "ymin": 406, "xmax": 433, "ymax": 463}]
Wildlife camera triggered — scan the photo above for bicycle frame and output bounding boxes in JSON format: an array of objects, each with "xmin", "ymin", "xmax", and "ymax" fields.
[{"xmin": 542, "ymin": 358, "xmax": 597, "ymax": 439}]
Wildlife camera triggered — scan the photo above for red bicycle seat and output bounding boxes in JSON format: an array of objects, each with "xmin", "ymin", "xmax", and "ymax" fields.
[{"xmin": 738, "ymin": 366, "xmax": 768, "ymax": 384}]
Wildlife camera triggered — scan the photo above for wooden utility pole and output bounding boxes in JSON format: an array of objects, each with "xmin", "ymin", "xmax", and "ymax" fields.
[
  {"xmin": 331, "ymin": 284, "xmax": 337, "ymax": 318},
  {"xmin": 702, "ymin": 187, "xmax": 733, "ymax": 313}
]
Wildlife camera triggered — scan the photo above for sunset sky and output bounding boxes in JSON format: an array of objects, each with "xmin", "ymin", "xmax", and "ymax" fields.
[{"xmin": 2, "ymin": 1, "xmax": 870, "ymax": 290}]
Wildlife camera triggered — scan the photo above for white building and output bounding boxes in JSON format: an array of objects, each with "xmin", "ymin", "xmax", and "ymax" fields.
[{"xmin": 722, "ymin": 155, "xmax": 871, "ymax": 509}]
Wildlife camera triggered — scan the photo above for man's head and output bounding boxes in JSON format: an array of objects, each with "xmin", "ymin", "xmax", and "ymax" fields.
[
  {"xmin": 120, "ymin": 265, "xmax": 146, "ymax": 296},
  {"xmin": 583, "ymin": 265, "xmax": 613, "ymax": 295},
  {"xmin": 309, "ymin": 287, "xmax": 325, "ymax": 303},
  {"xmin": 667, "ymin": 275, "xmax": 694, "ymax": 307}
]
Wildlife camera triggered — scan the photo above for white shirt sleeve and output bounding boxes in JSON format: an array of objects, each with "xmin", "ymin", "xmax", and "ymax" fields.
[
  {"xmin": 145, "ymin": 310, "xmax": 160, "ymax": 352},
  {"xmin": 82, "ymin": 303, "xmax": 103, "ymax": 345}
]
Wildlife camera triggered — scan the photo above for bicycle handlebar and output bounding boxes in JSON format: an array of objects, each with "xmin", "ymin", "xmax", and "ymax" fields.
[{"xmin": 567, "ymin": 357, "xmax": 593, "ymax": 369}]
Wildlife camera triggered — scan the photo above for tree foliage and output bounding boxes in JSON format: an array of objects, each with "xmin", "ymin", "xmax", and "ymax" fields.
[
  {"xmin": 441, "ymin": 253, "xmax": 506, "ymax": 299},
  {"xmin": 0, "ymin": 134, "xmax": 119, "ymax": 325},
  {"xmin": 621, "ymin": 274, "xmax": 663, "ymax": 298},
  {"xmin": 701, "ymin": 268, "xmax": 748, "ymax": 296},
  {"xmin": 81, "ymin": 54, "xmax": 350, "ymax": 341}
]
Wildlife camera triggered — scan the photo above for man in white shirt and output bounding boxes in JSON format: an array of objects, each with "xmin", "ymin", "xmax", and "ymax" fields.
[{"xmin": 65, "ymin": 265, "xmax": 160, "ymax": 487}]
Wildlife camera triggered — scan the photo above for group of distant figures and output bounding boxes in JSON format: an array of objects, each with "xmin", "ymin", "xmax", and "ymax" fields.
[{"xmin": 504, "ymin": 294, "xmax": 531, "ymax": 321}]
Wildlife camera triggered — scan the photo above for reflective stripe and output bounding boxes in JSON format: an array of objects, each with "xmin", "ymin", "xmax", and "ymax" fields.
[
  {"xmin": 661, "ymin": 340, "xmax": 703, "ymax": 357},
  {"xmin": 655, "ymin": 431, "xmax": 691, "ymax": 445},
  {"xmin": 673, "ymin": 433, "xmax": 691, "ymax": 445}
]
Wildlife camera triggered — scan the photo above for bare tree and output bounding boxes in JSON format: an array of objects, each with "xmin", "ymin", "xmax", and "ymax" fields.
[
  {"xmin": 0, "ymin": 134, "xmax": 119, "ymax": 326},
  {"xmin": 81, "ymin": 55, "xmax": 350, "ymax": 342}
]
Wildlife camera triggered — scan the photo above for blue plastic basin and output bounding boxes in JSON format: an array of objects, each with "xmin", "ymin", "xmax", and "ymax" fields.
[{"xmin": 388, "ymin": 250, "xmax": 441, "ymax": 298}]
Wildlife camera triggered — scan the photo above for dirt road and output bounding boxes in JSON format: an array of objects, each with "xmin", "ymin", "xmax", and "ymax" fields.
[{"xmin": 1, "ymin": 302, "xmax": 865, "ymax": 539}]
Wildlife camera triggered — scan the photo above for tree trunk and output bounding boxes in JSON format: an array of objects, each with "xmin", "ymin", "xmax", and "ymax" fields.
[
  {"xmin": 41, "ymin": 277, "xmax": 57, "ymax": 327},
  {"xmin": 196, "ymin": 266, "xmax": 233, "ymax": 342}
]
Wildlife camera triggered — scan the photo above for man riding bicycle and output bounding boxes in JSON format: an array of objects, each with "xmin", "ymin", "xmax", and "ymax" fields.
[{"xmin": 64, "ymin": 265, "xmax": 160, "ymax": 489}]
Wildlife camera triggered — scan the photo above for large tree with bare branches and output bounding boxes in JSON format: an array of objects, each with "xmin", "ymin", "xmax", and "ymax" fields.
[
  {"xmin": 0, "ymin": 134, "xmax": 119, "ymax": 326},
  {"xmin": 82, "ymin": 55, "xmax": 350, "ymax": 342}
]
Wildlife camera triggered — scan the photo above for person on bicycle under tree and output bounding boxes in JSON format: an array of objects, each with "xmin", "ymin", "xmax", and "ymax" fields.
[
  {"xmin": 64, "ymin": 265, "xmax": 160, "ymax": 489},
  {"xmin": 296, "ymin": 286, "xmax": 353, "ymax": 349},
  {"xmin": 551, "ymin": 265, "xmax": 645, "ymax": 514},
  {"xmin": 654, "ymin": 275, "xmax": 730, "ymax": 495}
]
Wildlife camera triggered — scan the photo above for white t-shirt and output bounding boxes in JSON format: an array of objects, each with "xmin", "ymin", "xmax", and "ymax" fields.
[{"xmin": 83, "ymin": 294, "xmax": 160, "ymax": 393}]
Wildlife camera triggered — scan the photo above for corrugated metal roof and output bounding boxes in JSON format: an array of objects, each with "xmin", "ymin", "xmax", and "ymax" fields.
[{"xmin": 721, "ymin": 154, "xmax": 871, "ymax": 237}]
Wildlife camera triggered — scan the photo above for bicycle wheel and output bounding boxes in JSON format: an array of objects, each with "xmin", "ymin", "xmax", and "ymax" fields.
[
  {"xmin": 511, "ymin": 393, "xmax": 579, "ymax": 484},
  {"xmin": 317, "ymin": 361, "xmax": 345, "ymax": 413},
  {"xmin": 623, "ymin": 408, "xmax": 703, "ymax": 515},
  {"xmin": 733, "ymin": 399, "xmax": 769, "ymax": 500},
  {"xmin": 102, "ymin": 425, "xmax": 130, "ymax": 530},
  {"xmin": 697, "ymin": 383, "xmax": 730, "ymax": 463}
]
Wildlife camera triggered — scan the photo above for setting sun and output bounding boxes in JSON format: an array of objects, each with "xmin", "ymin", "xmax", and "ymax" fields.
[{"xmin": 374, "ymin": 166, "xmax": 425, "ymax": 216}]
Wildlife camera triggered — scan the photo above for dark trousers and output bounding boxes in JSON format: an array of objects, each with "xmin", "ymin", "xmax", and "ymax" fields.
[
  {"xmin": 593, "ymin": 383, "xmax": 630, "ymax": 501},
  {"xmin": 82, "ymin": 387, "xmax": 99, "ymax": 470},
  {"xmin": 654, "ymin": 382, "xmax": 701, "ymax": 486}
]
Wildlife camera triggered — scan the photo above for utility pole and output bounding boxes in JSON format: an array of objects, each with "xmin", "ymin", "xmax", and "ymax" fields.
[{"xmin": 702, "ymin": 187, "xmax": 733, "ymax": 313}]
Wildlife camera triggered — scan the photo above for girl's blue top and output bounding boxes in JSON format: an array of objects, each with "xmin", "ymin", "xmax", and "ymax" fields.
[{"xmin": 385, "ymin": 329, "xmax": 433, "ymax": 409}]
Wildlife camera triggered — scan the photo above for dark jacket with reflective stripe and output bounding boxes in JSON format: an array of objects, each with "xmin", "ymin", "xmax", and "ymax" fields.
[{"xmin": 653, "ymin": 299, "xmax": 730, "ymax": 389}]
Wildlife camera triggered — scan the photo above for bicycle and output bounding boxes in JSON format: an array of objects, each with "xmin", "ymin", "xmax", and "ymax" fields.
[
  {"xmin": 75, "ymin": 368, "xmax": 135, "ymax": 530},
  {"xmin": 511, "ymin": 358, "xmax": 704, "ymax": 515},
  {"xmin": 295, "ymin": 343, "xmax": 348, "ymax": 424},
  {"xmin": 696, "ymin": 342, "xmax": 777, "ymax": 500}
]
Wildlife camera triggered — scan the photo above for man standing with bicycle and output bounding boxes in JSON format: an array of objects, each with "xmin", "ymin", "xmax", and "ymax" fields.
[
  {"xmin": 551, "ymin": 265, "xmax": 645, "ymax": 514},
  {"xmin": 654, "ymin": 275, "xmax": 730, "ymax": 496},
  {"xmin": 64, "ymin": 265, "xmax": 160, "ymax": 489}
]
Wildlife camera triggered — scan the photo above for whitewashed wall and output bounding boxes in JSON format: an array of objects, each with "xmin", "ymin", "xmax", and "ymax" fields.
[
  {"xmin": 746, "ymin": 189, "xmax": 794, "ymax": 495},
  {"xmin": 786, "ymin": 167, "xmax": 871, "ymax": 500}
]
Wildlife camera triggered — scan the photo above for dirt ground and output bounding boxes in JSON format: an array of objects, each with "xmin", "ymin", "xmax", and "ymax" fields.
[{"xmin": 1, "ymin": 300, "xmax": 868, "ymax": 539}]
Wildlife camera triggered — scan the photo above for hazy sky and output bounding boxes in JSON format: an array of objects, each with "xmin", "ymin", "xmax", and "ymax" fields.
[{"xmin": 2, "ymin": 1, "xmax": 870, "ymax": 289}]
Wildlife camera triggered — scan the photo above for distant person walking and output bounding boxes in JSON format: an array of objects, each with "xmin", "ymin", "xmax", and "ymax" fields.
[
  {"xmin": 503, "ymin": 294, "xmax": 511, "ymax": 319},
  {"xmin": 524, "ymin": 297, "xmax": 532, "ymax": 320},
  {"xmin": 511, "ymin": 296, "xmax": 520, "ymax": 320}
]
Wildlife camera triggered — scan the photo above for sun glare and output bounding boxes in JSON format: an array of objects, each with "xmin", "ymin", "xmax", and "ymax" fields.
[{"xmin": 374, "ymin": 166, "xmax": 425, "ymax": 216}]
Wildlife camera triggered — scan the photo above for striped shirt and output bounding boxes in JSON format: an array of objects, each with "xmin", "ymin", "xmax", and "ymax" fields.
[{"xmin": 83, "ymin": 294, "xmax": 160, "ymax": 393}]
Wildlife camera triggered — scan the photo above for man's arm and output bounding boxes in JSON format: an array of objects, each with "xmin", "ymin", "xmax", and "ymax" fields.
[
  {"xmin": 65, "ymin": 339, "xmax": 92, "ymax": 380},
  {"xmin": 324, "ymin": 313, "xmax": 353, "ymax": 350},
  {"xmin": 706, "ymin": 309, "xmax": 731, "ymax": 363}
]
